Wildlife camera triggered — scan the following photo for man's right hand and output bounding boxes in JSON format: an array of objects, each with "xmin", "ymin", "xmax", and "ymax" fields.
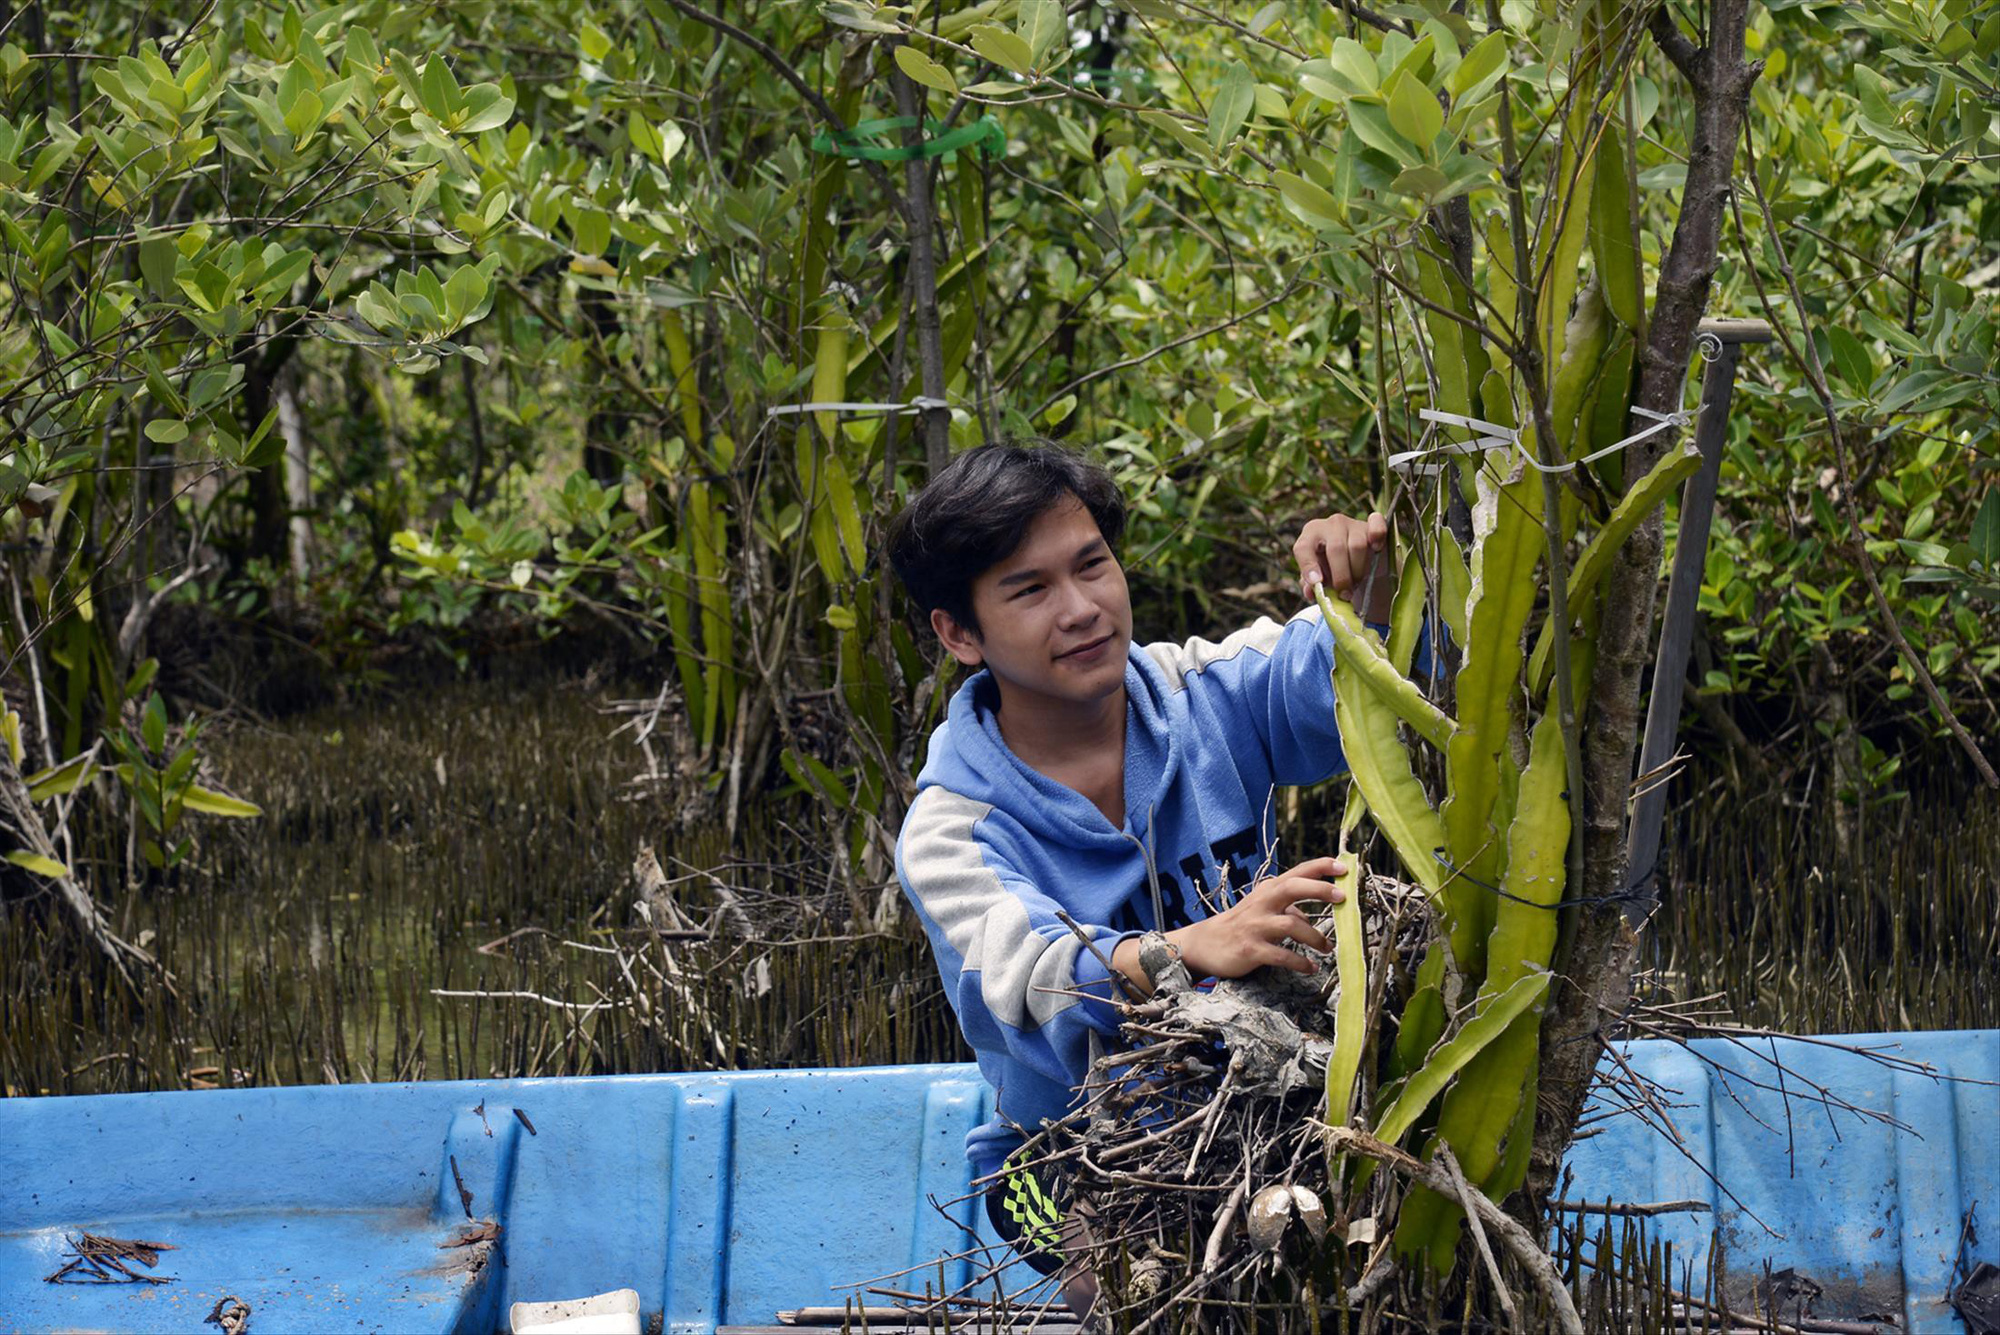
[{"xmin": 1171, "ymin": 856, "xmax": 1345, "ymax": 979}]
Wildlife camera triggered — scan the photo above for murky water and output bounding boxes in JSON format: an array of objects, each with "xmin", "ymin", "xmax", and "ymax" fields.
[
  {"xmin": 1, "ymin": 671, "xmax": 960, "ymax": 1096},
  {"xmin": 3, "ymin": 671, "xmax": 1992, "ymax": 1097}
]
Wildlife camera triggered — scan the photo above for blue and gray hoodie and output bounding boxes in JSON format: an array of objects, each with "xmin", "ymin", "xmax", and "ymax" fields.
[{"xmin": 895, "ymin": 606, "xmax": 1355, "ymax": 1179}]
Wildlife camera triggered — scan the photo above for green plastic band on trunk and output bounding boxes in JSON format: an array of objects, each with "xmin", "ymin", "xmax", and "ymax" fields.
[{"xmin": 810, "ymin": 115, "xmax": 1005, "ymax": 162}]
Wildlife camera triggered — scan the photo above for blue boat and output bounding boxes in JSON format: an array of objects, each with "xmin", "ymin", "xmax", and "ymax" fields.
[{"xmin": 1, "ymin": 1029, "xmax": 1992, "ymax": 1333}]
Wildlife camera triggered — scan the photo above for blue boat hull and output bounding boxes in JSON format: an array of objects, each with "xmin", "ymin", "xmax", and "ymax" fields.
[{"xmin": 2, "ymin": 1029, "xmax": 1993, "ymax": 1333}]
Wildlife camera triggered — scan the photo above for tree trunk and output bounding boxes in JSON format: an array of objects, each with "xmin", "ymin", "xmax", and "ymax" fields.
[
  {"xmin": 579, "ymin": 286, "xmax": 630, "ymax": 487},
  {"xmin": 242, "ymin": 359, "xmax": 289, "ymax": 571},
  {"xmin": 237, "ymin": 322, "xmax": 308, "ymax": 573},
  {"xmin": 1808, "ymin": 640, "xmax": 1861, "ymax": 862},
  {"xmin": 1527, "ymin": 0, "xmax": 1763, "ymax": 1202},
  {"xmin": 462, "ymin": 356, "xmax": 490, "ymax": 510},
  {"xmin": 890, "ymin": 63, "xmax": 951, "ymax": 475},
  {"xmin": 280, "ymin": 377, "xmax": 313, "ymax": 580}
]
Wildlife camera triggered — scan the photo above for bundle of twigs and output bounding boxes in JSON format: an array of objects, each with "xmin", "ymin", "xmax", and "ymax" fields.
[
  {"xmin": 43, "ymin": 1232, "xmax": 177, "ymax": 1285},
  {"xmin": 1008, "ymin": 874, "xmax": 1435, "ymax": 1333}
]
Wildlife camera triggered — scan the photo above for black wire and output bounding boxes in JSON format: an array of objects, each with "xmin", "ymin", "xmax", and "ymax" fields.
[{"xmin": 1429, "ymin": 847, "xmax": 1658, "ymax": 912}]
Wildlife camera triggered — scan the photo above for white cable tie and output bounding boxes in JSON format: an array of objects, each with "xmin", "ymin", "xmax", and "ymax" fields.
[
  {"xmin": 1391, "ymin": 408, "xmax": 1519, "ymax": 473},
  {"xmin": 1400, "ymin": 404, "xmax": 1695, "ymax": 476},
  {"xmin": 1515, "ymin": 405, "xmax": 1696, "ymax": 474},
  {"xmin": 766, "ymin": 397, "xmax": 950, "ymax": 418},
  {"xmin": 1419, "ymin": 408, "xmax": 1520, "ymax": 439},
  {"xmin": 1387, "ymin": 439, "xmax": 1497, "ymax": 473}
]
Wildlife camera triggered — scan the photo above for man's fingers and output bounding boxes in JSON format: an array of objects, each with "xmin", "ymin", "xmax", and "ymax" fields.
[
  {"xmin": 1322, "ymin": 538, "xmax": 1351, "ymax": 594},
  {"xmin": 1259, "ymin": 943, "xmax": 1318, "ymax": 974},
  {"xmin": 1300, "ymin": 522, "xmax": 1349, "ymax": 589},
  {"xmin": 1271, "ymin": 876, "xmax": 1344, "ymax": 906},
  {"xmin": 1294, "ymin": 533, "xmax": 1332, "ymax": 600},
  {"xmin": 1284, "ymin": 855, "xmax": 1346, "ymax": 879},
  {"xmin": 1345, "ymin": 523, "xmax": 1375, "ymax": 593},
  {"xmin": 1296, "ymin": 516, "xmax": 1392, "ymax": 602},
  {"xmin": 1284, "ymin": 912, "xmax": 1332, "ymax": 954}
]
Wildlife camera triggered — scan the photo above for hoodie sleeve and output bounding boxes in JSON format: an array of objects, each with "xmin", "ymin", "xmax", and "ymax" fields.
[
  {"xmin": 896, "ymin": 786, "xmax": 1137, "ymax": 1091},
  {"xmin": 1144, "ymin": 606, "xmax": 1355, "ymax": 786}
]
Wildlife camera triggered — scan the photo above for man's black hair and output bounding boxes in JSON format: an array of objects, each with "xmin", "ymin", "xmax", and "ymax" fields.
[{"xmin": 886, "ymin": 440, "xmax": 1126, "ymax": 636}]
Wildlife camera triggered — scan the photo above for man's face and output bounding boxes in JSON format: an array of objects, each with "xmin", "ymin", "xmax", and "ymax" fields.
[{"xmin": 932, "ymin": 495, "xmax": 1132, "ymax": 709}]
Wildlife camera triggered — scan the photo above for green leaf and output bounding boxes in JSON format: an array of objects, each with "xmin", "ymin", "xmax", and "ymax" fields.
[
  {"xmin": 824, "ymin": 455, "xmax": 867, "ymax": 573},
  {"xmin": 1299, "ymin": 72, "xmax": 1348, "ymax": 106},
  {"xmin": 1826, "ymin": 325, "xmax": 1874, "ymax": 392},
  {"xmin": 239, "ymin": 419, "xmax": 284, "ymax": 467},
  {"xmin": 1317, "ymin": 590, "xmax": 1456, "ymax": 748},
  {"xmin": 1590, "ymin": 123, "xmax": 1641, "ymax": 331},
  {"xmin": 176, "ymin": 261, "xmax": 232, "ymax": 313},
  {"xmin": 1971, "ymin": 488, "xmax": 2000, "ymax": 566},
  {"xmin": 420, "ymin": 56, "xmax": 461, "ymax": 118},
  {"xmin": 1348, "ymin": 101, "xmax": 1420, "ymax": 166},
  {"xmin": 655, "ymin": 121, "xmax": 686, "ymax": 167},
  {"xmin": 1274, "ymin": 170, "xmax": 1343, "ymax": 226},
  {"xmin": 894, "ymin": 44, "xmax": 958, "ymax": 96},
  {"xmin": 127, "ymin": 657, "xmax": 159, "ymax": 700},
  {"xmin": 1877, "ymin": 369, "xmax": 1946, "ymax": 416},
  {"xmin": 781, "ymin": 747, "xmax": 850, "ymax": 808},
  {"xmin": 1449, "ymin": 31, "xmax": 1507, "ymax": 96},
  {"xmin": 343, "ymin": 26, "xmax": 381, "ymax": 75},
  {"xmin": 970, "ymin": 24, "xmax": 1035, "ymax": 74},
  {"xmin": 1854, "ymin": 66, "xmax": 1897, "ymax": 129},
  {"xmin": 180, "ymin": 782, "xmax": 263, "ymax": 818},
  {"xmin": 282, "ymin": 87, "xmax": 324, "ymax": 139},
  {"xmin": 386, "ymin": 50, "xmax": 424, "ymax": 105},
  {"xmin": 256, "ymin": 246, "xmax": 312, "ymax": 299},
  {"xmin": 569, "ymin": 205, "xmax": 611, "ymax": 256},
  {"xmin": 399, "ymin": 289, "xmax": 439, "ymax": 325},
  {"xmin": 1136, "ymin": 108, "xmax": 1212, "ymax": 160},
  {"xmin": 626, "ymin": 109, "xmax": 660, "ymax": 160},
  {"xmin": 1855, "ymin": 309, "xmax": 1926, "ymax": 358},
  {"xmin": 1208, "ymin": 61, "xmax": 1255, "ymax": 152},
  {"xmin": 145, "ymin": 419, "xmax": 188, "ymax": 444},
  {"xmin": 442, "ymin": 262, "xmax": 489, "ymax": 324},
  {"xmin": 1015, "ymin": 0, "xmax": 1066, "ymax": 63},
  {"xmin": 25, "ymin": 754, "xmax": 95, "ymax": 802},
  {"xmin": 4, "ymin": 850, "xmax": 68, "ymax": 878},
  {"xmin": 141, "ymin": 693, "xmax": 167, "ymax": 753},
  {"xmin": 25, "ymin": 131, "xmax": 78, "ymax": 190},
  {"xmin": 1328, "ymin": 37, "xmax": 1378, "ymax": 95},
  {"xmin": 455, "ymin": 83, "xmax": 514, "ymax": 133},
  {"xmin": 1372, "ymin": 971, "xmax": 1552, "ymax": 1146},
  {"xmin": 233, "ymin": 89, "xmax": 284, "ymax": 140},
  {"xmin": 138, "ymin": 236, "xmax": 180, "ymax": 297},
  {"xmin": 318, "ymin": 75, "xmax": 354, "ymax": 117},
  {"xmin": 1385, "ymin": 69, "xmax": 1444, "ymax": 149},
  {"xmin": 1390, "ymin": 163, "xmax": 1449, "ymax": 200}
]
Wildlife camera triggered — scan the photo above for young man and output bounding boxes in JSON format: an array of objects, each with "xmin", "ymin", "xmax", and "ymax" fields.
[{"xmin": 886, "ymin": 441, "xmax": 1390, "ymax": 1288}]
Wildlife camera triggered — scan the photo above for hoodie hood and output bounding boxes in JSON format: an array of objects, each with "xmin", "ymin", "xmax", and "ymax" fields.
[{"xmin": 916, "ymin": 644, "xmax": 1186, "ymax": 853}]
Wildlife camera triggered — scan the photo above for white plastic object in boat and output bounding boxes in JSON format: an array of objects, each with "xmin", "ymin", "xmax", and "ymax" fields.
[{"xmin": 509, "ymin": 1288, "xmax": 642, "ymax": 1335}]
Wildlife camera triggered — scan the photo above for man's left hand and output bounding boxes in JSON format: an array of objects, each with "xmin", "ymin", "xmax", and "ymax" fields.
[{"xmin": 1293, "ymin": 511, "xmax": 1392, "ymax": 620}]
